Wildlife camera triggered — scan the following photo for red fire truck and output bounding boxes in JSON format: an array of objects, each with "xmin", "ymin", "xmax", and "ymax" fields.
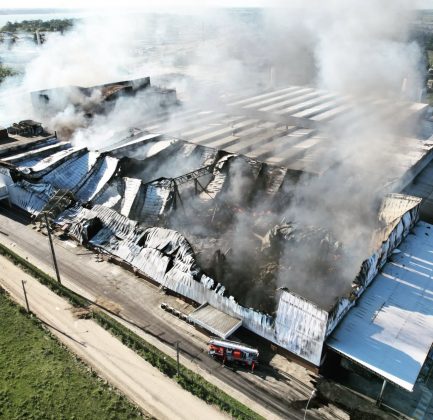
[{"xmin": 208, "ymin": 338, "xmax": 259, "ymax": 371}]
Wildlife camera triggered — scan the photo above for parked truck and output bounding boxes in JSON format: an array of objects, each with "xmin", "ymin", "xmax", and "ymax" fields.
[{"xmin": 208, "ymin": 338, "xmax": 259, "ymax": 371}]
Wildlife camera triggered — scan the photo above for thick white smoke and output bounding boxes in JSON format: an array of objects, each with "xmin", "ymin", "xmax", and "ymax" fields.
[
  {"xmin": 267, "ymin": 0, "xmax": 424, "ymax": 306},
  {"xmin": 0, "ymin": 2, "xmax": 425, "ymax": 310}
]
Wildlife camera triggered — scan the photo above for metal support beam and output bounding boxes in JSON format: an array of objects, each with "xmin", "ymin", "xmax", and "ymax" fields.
[
  {"xmin": 171, "ymin": 164, "xmax": 213, "ymax": 186},
  {"xmin": 172, "ymin": 182, "xmax": 185, "ymax": 212},
  {"xmin": 195, "ymin": 179, "xmax": 210, "ymax": 196},
  {"xmin": 376, "ymin": 379, "xmax": 387, "ymax": 407}
]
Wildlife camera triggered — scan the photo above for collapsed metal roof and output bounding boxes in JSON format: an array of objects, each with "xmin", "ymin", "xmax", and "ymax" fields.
[{"xmin": 0, "ymin": 84, "xmax": 432, "ymax": 367}]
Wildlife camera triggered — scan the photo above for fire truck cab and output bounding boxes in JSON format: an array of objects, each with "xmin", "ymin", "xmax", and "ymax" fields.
[{"xmin": 208, "ymin": 338, "xmax": 259, "ymax": 371}]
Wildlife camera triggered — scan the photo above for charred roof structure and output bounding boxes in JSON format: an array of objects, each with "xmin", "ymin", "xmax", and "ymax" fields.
[
  {"xmin": 1, "ymin": 84, "xmax": 432, "ymax": 374},
  {"xmin": 31, "ymin": 76, "xmax": 178, "ymax": 120},
  {"xmin": 0, "ymin": 120, "xmax": 56, "ymax": 159}
]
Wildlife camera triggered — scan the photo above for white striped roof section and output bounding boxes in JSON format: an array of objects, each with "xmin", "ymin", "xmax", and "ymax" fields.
[
  {"xmin": 185, "ymin": 118, "xmax": 259, "ymax": 146},
  {"xmin": 228, "ymin": 86, "xmax": 303, "ymax": 107},
  {"xmin": 275, "ymin": 94, "xmax": 338, "ymax": 117},
  {"xmin": 147, "ymin": 111, "xmax": 224, "ymax": 135},
  {"xmin": 140, "ymin": 110, "xmax": 325, "ymax": 173},
  {"xmin": 310, "ymin": 102, "xmax": 354, "ymax": 123},
  {"xmin": 135, "ymin": 85, "xmax": 429, "ymax": 175},
  {"xmin": 261, "ymin": 91, "xmax": 332, "ymax": 114},
  {"xmin": 226, "ymin": 86, "xmax": 428, "ymax": 128},
  {"xmin": 223, "ymin": 125, "xmax": 293, "ymax": 155},
  {"xmin": 243, "ymin": 88, "xmax": 316, "ymax": 110},
  {"xmin": 177, "ymin": 116, "xmax": 245, "ymax": 140}
]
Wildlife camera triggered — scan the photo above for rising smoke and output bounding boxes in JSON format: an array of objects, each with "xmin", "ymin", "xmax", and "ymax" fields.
[
  {"xmin": 0, "ymin": 1, "xmax": 424, "ymax": 312},
  {"xmin": 273, "ymin": 0, "xmax": 423, "ymax": 309}
]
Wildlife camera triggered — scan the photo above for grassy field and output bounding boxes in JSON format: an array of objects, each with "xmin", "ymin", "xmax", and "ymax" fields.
[{"xmin": 0, "ymin": 289, "xmax": 144, "ymax": 420}]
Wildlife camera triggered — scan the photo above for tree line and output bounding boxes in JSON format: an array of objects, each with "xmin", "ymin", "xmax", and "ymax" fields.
[{"xmin": 1, "ymin": 19, "xmax": 74, "ymax": 34}]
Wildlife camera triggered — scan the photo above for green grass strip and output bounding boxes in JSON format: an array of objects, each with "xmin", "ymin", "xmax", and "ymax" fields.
[
  {"xmin": 0, "ymin": 288, "xmax": 144, "ymax": 419},
  {"xmin": 0, "ymin": 242, "xmax": 264, "ymax": 420}
]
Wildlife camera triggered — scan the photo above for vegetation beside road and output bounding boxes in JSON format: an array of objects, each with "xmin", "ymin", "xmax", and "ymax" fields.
[
  {"xmin": 0, "ymin": 242, "xmax": 264, "ymax": 420},
  {"xmin": 1, "ymin": 18, "xmax": 74, "ymax": 33},
  {"xmin": 0, "ymin": 288, "xmax": 144, "ymax": 420}
]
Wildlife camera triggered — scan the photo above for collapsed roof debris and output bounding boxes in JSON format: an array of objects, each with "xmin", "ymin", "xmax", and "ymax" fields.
[
  {"xmin": 0, "ymin": 120, "xmax": 57, "ymax": 159},
  {"xmin": 0, "ymin": 83, "xmax": 432, "ymax": 369},
  {"xmin": 8, "ymin": 180, "xmax": 56, "ymax": 215},
  {"xmin": 31, "ymin": 77, "xmax": 178, "ymax": 119}
]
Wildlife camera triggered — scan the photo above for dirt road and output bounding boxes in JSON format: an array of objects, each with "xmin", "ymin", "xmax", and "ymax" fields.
[{"xmin": 0, "ymin": 255, "xmax": 228, "ymax": 420}]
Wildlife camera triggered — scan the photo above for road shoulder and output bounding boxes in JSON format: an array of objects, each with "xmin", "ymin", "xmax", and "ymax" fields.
[{"xmin": 0, "ymin": 254, "xmax": 228, "ymax": 420}]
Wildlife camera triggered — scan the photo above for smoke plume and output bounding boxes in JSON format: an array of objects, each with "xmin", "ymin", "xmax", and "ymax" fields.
[{"xmin": 0, "ymin": 2, "xmax": 425, "ymax": 311}]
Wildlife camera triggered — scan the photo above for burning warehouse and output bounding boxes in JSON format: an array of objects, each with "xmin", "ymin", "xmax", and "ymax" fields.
[
  {"xmin": 31, "ymin": 77, "xmax": 152, "ymax": 116},
  {"xmin": 29, "ymin": 77, "xmax": 178, "ymax": 137},
  {"xmin": 1, "ymin": 80, "xmax": 433, "ymax": 393}
]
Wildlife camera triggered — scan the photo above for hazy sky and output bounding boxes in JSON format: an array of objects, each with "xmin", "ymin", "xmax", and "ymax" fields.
[
  {"xmin": 1, "ymin": 0, "xmax": 433, "ymax": 10},
  {"xmin": 417, "ymin": 0, "xmax": 433, "ymax": 7},
  {"xmin": 1, "ymin": 0, "xmax": 269, "ymax": 9}
]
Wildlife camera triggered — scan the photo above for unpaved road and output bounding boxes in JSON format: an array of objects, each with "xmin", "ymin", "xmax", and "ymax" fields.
[{"xmin": 0, "ymin": 255, "xmax": 228, "ymax": 420}]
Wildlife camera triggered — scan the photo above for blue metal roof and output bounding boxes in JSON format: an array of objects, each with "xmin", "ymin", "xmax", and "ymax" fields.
[{"xmin": 328, "ymin": 221, "xmax": 433, "ymax": 391}]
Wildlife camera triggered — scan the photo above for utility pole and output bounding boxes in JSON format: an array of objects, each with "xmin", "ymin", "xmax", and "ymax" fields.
[
  {"xmin": 176, "ymin": 341, "xmax": 180, "ymax": 377},
  {"xmin": 44, "ymin": 212, "xmax": 61, "ymax": 284},
  {"xmin": 21, "ymin": 280, "xmax": 30, "ymax": 312}
]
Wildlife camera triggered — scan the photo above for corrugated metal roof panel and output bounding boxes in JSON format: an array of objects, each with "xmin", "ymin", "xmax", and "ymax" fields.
[
  {"xmin": 92, "ymin": 177, "xmax": 123, "ymax": 209},
  {"xmin": 189, "ymin": 304, "xmax": 242, "ymax": 339},
  {"xmin": 120, "ymin": 177, "xmax": 142, "ymax": 217},
  {"xmin": 275, "ymin": 291, "xmax": 328, "ymax": 366},
  {"xmin": 42, "ymin": 151, "xmax": 100, "ymax": 190},
  {"xmin": 129, "ymin": 181, "xmax": 172, "ymax": 225},
  {"xmin": 8, "ymin": 180, "xmax": 55, "ymax": 215},
  {"xmin": 18, "ymin": 147, "xmax": 86, "ymax": 177},
  {"xmin": 75, "ymin": 155, "xmax": 119, "ymax": 202}
]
